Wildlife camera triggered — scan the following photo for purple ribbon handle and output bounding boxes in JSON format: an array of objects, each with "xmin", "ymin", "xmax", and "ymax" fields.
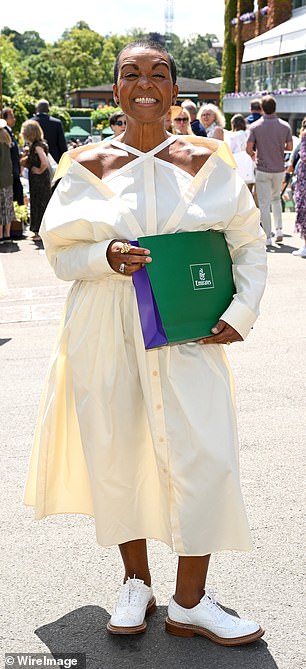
[{"xmin": 131, "ymin": 240, "xmax": 168, "ymax": 349}]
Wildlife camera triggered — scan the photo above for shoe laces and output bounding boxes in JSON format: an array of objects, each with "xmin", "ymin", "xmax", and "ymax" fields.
[
  {"xmin": 116, "ymin": 576, "xmax": 147, "ymax": 609},
  {"xmin": 203, "ymin": 590, "xmax": 227, "ymax": 620}
]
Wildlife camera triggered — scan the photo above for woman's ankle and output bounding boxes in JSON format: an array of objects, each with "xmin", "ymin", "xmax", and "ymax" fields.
[
  {"xmin": 124, "ymin": 571, "xmax": 151, "ymax": 587},
  {"xmin": 173, "ymin": 589, "xmax": 204, "ymax": 609}
]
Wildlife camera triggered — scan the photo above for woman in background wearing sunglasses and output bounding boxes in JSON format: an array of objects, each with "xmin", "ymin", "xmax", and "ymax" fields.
[
  {"xmin": 109, "ymin": 111, "xmax": 127, "ymax": 137},
  {"xmin": 171, "ymin": 106, "xmax": 193, "ymax": 135}
]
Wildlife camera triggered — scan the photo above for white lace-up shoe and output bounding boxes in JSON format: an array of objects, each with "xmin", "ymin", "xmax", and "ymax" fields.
[
  {"xmin": 107, "ymin": 577, "xmax": 156, "ymax": 634},
  {"xmin": 166, "ymin": 592, "xmax": 264, "ymax": 646}
]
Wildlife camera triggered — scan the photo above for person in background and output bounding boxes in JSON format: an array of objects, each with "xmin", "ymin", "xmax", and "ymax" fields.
[
  {"xmin": 2, "ymin": 107, "xmax": 24, "ymax": 205},
  {"xmin": 33, "ymin": 99, "xmax": 67, "ymax": 163},
  {"xmin": 109, "ymin": 111, "xmax": 127, "ymax": 137},
  {"xmin": 291, "ymin": 120, "xmax": 306, "ymax": 257},
  {"xmin": 181, "ymin": 99, "xmax": 206, "ymax": 137},
  {"xmin": 246, "ymin": 95, "xmax": 293, "ymax": 246},
  {"xmin": 227, "ymin": 114, "xmax": 255, "ymax": 192},
  {"xmin": 21, "ymin": 120, "xmax": 51, "ymax": 241},
  {"xmin": 171, "ymin": 106, "xmax": 193, "ymax": 135},
  {"xmin": 197, "ymin": 103, "xmax": 225, "ymax": 140},
  {"xmin": 246, "ymin": 99, "xmax": 262, "ymax": 126},
  {"xmin": 0, "ymin": 119, "xmax": 15, "ymax": 244}
]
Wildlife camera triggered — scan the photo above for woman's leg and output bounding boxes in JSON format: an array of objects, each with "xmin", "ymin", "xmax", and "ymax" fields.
[
  {"xmin": 174, "ymin": 555, "xmax": 210, "ymax": 608},
  {"xmin": 119, "ymin": 539, "xmax": 151, "ymax": 586}
]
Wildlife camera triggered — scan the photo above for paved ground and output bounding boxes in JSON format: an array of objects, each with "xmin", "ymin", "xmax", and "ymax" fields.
[{"xmin": 0, "ymin": 216, "xmax": 305, "ymax": 669}]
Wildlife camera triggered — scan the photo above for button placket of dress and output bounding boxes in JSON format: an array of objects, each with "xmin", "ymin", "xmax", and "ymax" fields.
[{"xmin": 147, "ymin": 350, "xmax": 171, "ymax": 482}]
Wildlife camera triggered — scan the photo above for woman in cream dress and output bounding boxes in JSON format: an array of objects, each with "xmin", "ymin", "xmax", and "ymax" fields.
[{"xmin": 25, "ymin": 41, "xmax": 267, "ymax": 644}]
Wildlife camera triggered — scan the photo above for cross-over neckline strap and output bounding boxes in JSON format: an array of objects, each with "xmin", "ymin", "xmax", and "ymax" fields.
[{"xmin": 110, "ymin": 134, "xmax": 177, "ymax": 157}]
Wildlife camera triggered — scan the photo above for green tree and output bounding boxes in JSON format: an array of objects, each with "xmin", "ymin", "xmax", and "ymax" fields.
[
  {"xmin": 0, "ymin": 34, "xmax": 23, "ymax": 95},
  {"xmin": 1, "ymin": 27, "xmax": 45, "ymax": 56},
  {"xmin": 175, "ymin": 34, "xmax": 221, "ymax": 80},
  {"xmin": 220, "ymin": 0, "xmax": 237, "ymax": 124},
  {"xmin": 20, "ymin": 49, "xmax": 67, "ymax": 104},
  {"xmin": 19, "ymin": 30, "xmax": 46, "ymax": 56},
  {"xmin": 100, "ymin": 33, "xmax": 134, "ymax": 82}
]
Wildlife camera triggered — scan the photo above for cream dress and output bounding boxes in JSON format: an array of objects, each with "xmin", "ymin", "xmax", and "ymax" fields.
[{"xmin": 24, "ymin": 136, "xmax": 267, "ymax": 556}]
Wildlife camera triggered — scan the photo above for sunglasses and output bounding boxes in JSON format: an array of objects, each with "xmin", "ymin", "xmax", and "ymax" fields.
[
  {"xmin": 175, "ymin": 118, "xmax": 188, "ymax": 123},
  {"xmin": 114, "ymin": 120, "xmax": 126, "ymax": 126}
]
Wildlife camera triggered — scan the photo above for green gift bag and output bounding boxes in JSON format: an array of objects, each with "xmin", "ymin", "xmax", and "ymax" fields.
[{"xmin": 134, "ymin": 230, "xmax": 235, "ymax": 346}]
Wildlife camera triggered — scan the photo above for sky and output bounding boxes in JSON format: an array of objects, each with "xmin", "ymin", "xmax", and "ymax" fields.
[{"xmin": 1, "ymin": 0, "xmax": 225, "ymax": 44}]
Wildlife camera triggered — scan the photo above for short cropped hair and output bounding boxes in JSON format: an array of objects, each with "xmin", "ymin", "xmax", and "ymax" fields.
[
  {"xmin": 250, "ymin": 99, "xmax": 262, "ymax": 112},
  {"xmin": 261, "ymin": 95, "xmax": 276, "ymax": 115},
  {"xmin": 181, "ymin": 99, "xmax": 197, "ymax": 114},
  {"xmin": 113, "ymin": 40, "xmax": 177, "ymax": 85},
  {"xmin": 2, "ymin": 107, "xmax": 13, "ymax": 120},
  {"xmin": 36, "ymin": 99, "xmax": 49, "ymax": 113}
]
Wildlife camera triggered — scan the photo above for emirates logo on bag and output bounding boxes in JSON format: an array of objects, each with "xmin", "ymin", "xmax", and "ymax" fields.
[{"xmin": 190, "ymin": 263, "xmax": 214, "ymax": 290}]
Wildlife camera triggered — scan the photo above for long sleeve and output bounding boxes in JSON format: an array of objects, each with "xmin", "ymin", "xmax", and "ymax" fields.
[
  {"xmin": 40, "ymin": 171, "xmax": 117, "ymax": 282},
  {"xmin": 43, "ymin": 233, "xmax": 116, "ymax": 282},
  {"xmin": 221, "ymin": 181, "xmax": 267, "ymax": 339}
]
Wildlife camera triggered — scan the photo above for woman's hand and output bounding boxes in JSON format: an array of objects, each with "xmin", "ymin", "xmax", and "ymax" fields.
[
  {"xmin": 107, "ymin": 240, "xmax": 152, "ymax": 275},
  {"xmin": 198, "ymin": 320, "xmax": 243, "ymax": 345}
]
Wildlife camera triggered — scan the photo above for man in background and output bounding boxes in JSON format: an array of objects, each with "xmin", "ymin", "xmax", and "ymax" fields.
[
  {"xmin": 247, "ymin": 95, "xmax": 292, "ymax": 245},
  {"xmin": 33, "ymin": 99, "xmax": 67, "ymax": 163},
  {"xmin": 181, "ymin": 100, "xmax": 207, "ymax": 137},
  {"xmin": 246, "ymin": 99, "xmax": 262, "ymax": 125},
  {"xmin": 2, "ymin": 107, "xmax": 24, "ymax": 205}
]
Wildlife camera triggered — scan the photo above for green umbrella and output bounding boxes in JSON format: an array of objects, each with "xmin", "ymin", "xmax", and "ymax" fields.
[{"xmin": 65, "ymin": 125, "xmax": 90, "ymax": 139}]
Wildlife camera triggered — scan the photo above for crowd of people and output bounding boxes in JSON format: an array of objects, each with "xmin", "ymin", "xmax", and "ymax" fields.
[
  {"xmin": 0, "ymin": 93, "xmax": 305, "ymax": 255},
  {"xmin": 0, "ymin": 99, "xmax": 67, "ymax": 244}
]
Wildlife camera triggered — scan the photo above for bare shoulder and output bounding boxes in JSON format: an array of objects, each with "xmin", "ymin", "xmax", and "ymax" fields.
[
  {"xmin": 169, "ymin": 136, "xmax": 217, "ymax": 175},
  {"xmin": 72, "ymin": 141, "xmax": 114, "ymax": 179}
]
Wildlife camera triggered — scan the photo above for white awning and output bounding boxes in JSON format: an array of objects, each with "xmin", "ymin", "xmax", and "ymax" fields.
[{"xmin": 242, "ymin": 8, "xmax": 306, "ymax": 62}]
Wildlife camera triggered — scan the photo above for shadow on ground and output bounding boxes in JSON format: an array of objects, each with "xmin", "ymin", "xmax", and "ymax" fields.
[
  {"xmin": 0, "ymin": 241, "xmax": 20, "ymax": 253},
  {"xmin": 36, "ymin": 605, "xmax": 279, "ymax": 669}
]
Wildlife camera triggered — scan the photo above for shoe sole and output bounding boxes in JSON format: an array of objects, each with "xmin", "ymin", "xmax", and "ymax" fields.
[
  {"xmin": 107, "ymin": 597, "xmax": 156, "ymax": 635},
  {"xmin": 165, "ymin": 617, "xmax": 265, "ymax": 646}
]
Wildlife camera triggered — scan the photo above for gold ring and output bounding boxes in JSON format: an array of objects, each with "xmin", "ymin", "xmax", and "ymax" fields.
[
  {"xmin": 226, "ymin": 341, "xmax": 231, "ymax": 346},
  {"xmin": 120, "ymin": 242, "xmax": 132, "ymax": 254}
]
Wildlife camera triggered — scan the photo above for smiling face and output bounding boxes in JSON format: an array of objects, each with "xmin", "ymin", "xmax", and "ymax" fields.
[
  {"xmin": 173, "ymin": 111, "xmax": 190, "ymax": 133},
  {"xmin": 113, "ymin": 46, "xmax": 178, "ymax": 124},
  {"xmin": 200, "ymin": 109, "xmax": 216, "ymax": 129}
]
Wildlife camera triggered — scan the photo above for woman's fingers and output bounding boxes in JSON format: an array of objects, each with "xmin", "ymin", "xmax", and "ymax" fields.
[
  {"xmin": 107, "ymin": 240, "xmax": 152, "ymax": 274},
  {"xmin": 198, "ymin": 320, "xmax": 243, "ymax": 345}
]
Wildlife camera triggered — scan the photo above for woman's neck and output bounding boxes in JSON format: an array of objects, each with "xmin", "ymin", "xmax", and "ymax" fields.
[{"xmin": 121, "ymin": 120, "xmax": 169, "ymax": 152}]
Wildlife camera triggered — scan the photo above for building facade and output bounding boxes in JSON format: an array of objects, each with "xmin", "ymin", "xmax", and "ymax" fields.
[
  {"xmin": 223, "ymin": 0, "xmax": 306, "ymax": 132},
  {"xmin": 70, "ymin": 78, "xmax": 220, "ymax": 109}
]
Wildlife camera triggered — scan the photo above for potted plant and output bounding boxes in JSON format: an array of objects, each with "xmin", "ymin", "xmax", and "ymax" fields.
[{"xmin": 11, "ymin": 202, "xmax": 29, "ymax": 239}]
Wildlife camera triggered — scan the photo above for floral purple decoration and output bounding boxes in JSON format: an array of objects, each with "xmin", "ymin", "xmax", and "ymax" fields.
[
  {"xmin": 240, "ymin": 12, "xmax": 256, "ymax": 23},
  {"xmin": 260, "ymin": 6, "xmax": 268, "ymax": 16},
  {"xmin": 224, "ymin": 88, "xmax": 306, "ymax": 98}
]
